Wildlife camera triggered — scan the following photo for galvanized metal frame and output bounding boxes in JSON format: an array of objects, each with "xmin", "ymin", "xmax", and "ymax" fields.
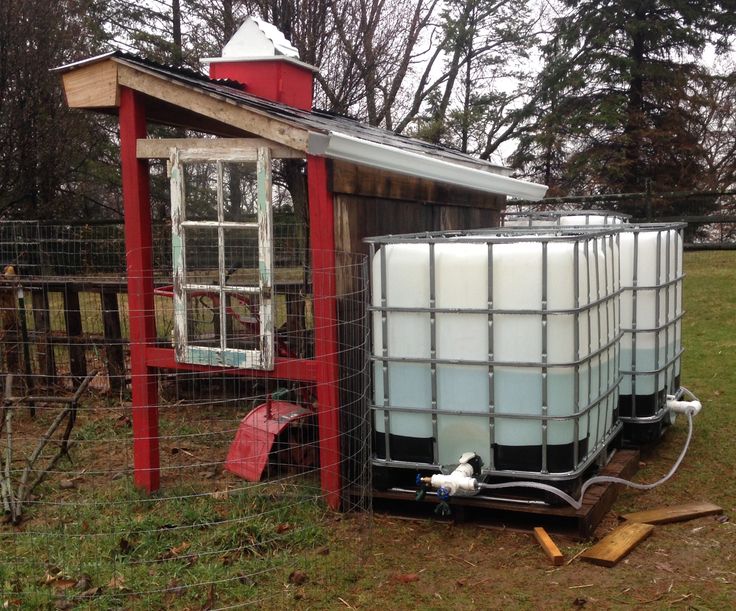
[
  {"xmin": 495, "ymin": 214, "xmax": 687, "ymax": 431},
  {"xmin": 619, "ymin": 223, "xmax": 686, "ymax": 426},
  {"xmin": 502, "ymin": 210, "xmax": 631, "ymax": 227},
  {"xmin": 366, "ymin": 227, "xmax": 623, "ymax": 482}
]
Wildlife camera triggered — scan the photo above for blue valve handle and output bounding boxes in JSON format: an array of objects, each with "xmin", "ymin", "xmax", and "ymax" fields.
[{"xmin": 437, "ymin": 486, "xmax": 450, "ymax": 502}]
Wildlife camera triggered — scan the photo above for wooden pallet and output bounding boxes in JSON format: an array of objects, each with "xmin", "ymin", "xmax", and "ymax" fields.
[{"xmin": 371, "ymin": 449, "xmax": 640, "ymax": 540}]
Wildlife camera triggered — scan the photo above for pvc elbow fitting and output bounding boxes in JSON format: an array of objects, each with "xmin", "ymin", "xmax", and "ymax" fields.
[
  {"xmin": 429, "ymin": 469, "xmax": 478, "ymax": 496},
  {"xmin": 666, "ymin": 398, "xmax": 702, "ymax": 416}
]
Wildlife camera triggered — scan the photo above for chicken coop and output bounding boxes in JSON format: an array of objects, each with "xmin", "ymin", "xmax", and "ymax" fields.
[{"xmin": 55, "ymin": 18, "xmax": 546, "ymax": 508}]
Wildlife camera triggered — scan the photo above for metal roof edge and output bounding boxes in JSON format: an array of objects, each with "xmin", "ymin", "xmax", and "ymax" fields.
[
  {"xmin": 308, "ymin": 132, "xmax": 548, "ymax": 200},
  {"xmin": 51, "ymin": 51, "xmax": 118, "ymax": 73},
  {"xmin": 200, "ymin": 56, "xmax": 319, "ymax": 73}
]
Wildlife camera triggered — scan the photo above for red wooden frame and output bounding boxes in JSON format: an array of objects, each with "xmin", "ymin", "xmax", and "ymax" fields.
[
  {"xmin": 119, "ymin": 93, "xmax": 343, "ymax": 507},
  {"xmin": 120, "ymin": 87, "xmax": 160, "ymax": 492},
  {"xmin": 307, "ymin": 155, "xmax": 342, "ymax": 510}
]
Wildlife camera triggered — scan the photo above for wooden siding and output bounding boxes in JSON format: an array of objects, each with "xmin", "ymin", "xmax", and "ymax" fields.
[{"xmin": 332, "ymin": 160, "xmax": 505, "ymax": 209}]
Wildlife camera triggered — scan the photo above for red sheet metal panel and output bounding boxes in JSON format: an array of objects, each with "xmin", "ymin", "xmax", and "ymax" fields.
[{"xmin": 226, "ymin": 401, "xmax": 313, "ymax": 482}]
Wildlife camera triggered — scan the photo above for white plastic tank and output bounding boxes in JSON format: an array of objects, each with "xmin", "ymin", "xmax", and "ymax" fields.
[
  {"xmin": 504, "ymin": 212, "xmax": 685, "ymax": 437},
  {"xmin": 368, "ymin": 228, "xmax": 621, "ymax": 479},
  {"xmin": 618, "ymin": 224, "xmax": 684, "ymax": 424}
]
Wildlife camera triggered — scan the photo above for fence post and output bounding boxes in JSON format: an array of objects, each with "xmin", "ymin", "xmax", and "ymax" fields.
[
  {"xmin": 101, "ymin": 287, "xmax": 126, "ymax": 395},
  {"xmin": 31, "ymin": 286, "xmax": 56, "ymax": 385},
  {"xmin": 62, "ymin": 283, "xmax": 87, "ymax": 385}
]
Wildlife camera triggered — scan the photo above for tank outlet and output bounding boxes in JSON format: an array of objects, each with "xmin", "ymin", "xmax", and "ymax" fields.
[
  {"xmin": 666, "ymin": 387, "xmax": 702, "ymax": 417},
  {"xmin": 427, "ymin": 463, "xmax": 478, "ymax": 496},
  {"xmin": 666, "ymin": 397, "xmax": 702, "ymax": 416}
]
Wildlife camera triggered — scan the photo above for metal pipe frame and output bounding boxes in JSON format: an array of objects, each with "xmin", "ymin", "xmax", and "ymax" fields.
[{"xmin": 368, "ymin": 228, "xmax": 623, "ymax": 482}]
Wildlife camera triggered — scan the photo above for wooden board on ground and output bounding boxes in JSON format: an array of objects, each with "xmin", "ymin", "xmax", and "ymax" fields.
[
  {"xmin": 622, "ymin": 502, "xmax": 723, "ymax": 525},
  {"xmin": 580, "ymin": 522, "xmax": 655, "ymax": 567},
  {"xmin": 533, "ymin": 527, "xmax": 564, "ymax": 566},
  {"xmin": 369, "ymin": 449, "xmax": 641, "ymax": 540}
]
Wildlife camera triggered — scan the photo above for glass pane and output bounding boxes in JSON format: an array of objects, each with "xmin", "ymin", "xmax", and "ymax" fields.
[
  {"xmin": 273, "ymin": 159, "xmax": 300, "ymax": 213},
  {"xmin": 224, "ymin": 291, "xmax": 261, "ymax": 351},
  {"xmin": 223, "ymin": 162, "xmax": 258, "ymax": 222},
  {"xmin": 184, "ymin": 226, "xmax": 219, "ymax": 285},
  {"xmin": 185, "ymin": 289, "xmax": 221, "ymax": 348},
  {"xmin": 183, "ymin": 162, "xmax": 218, "ymax": 221},
  {"xmin": 223, "ymin": 226, "xmax": 259, "ymax": 286}
]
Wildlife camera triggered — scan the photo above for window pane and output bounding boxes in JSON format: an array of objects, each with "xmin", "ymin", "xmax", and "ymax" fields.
[
  {"xmin": 223, "ymin": 226, "xmax": 259, "ymax": 286},
  {"xmin": 185, "ymin": 289, "xmax": 220, "ymax": 349},
  {"xmin": 273, "ymin": 159, "xmax": 299, "ymax": 213},
  {"xmin": 224, "ymin": 291, "xmax": 260, "ymax": 351},
  {"xmin": 183, "ymin": 162, "xmax": 218, "ymax": 221},
  {"xmin": 223, "ymin": 162, "xmax": 258, "ymax": 222},
  {"xmin": 184, "ymin": 226, "xmax": 219, "ymax": 285}
]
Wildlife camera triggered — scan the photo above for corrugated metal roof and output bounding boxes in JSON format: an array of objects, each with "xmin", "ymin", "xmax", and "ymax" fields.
[
  {"xmin": 55, "ymin": 51, "xmax": 548, "ymax": 198},
  {"xmin": 56, "ymin": 51, "xmax": 512, "ymax": 175}
]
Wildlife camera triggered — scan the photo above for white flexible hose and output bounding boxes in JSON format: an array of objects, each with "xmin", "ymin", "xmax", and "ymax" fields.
[{"xmin": 476, "ymin": 411, "xmax": 695, "ymax": 510}]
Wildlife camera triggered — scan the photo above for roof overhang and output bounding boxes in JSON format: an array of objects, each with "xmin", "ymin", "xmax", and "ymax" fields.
[
  {"xmin": 54, "ymin": 53, "xmax": 548, "ymax": 200},
  {"xmin": 307, "ymin": 132, "xmax": 547, "ymax": 200}
]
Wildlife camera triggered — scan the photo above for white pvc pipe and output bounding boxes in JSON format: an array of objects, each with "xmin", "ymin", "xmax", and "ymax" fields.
[{"xmin": 426, "ymin": 387, "xmax": 702, "ymax": 510}]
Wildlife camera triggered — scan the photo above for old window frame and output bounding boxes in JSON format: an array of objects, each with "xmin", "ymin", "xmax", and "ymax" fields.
[{"xmin": 170, "ymin": 146, "xmax": 274, "ymax": 370}]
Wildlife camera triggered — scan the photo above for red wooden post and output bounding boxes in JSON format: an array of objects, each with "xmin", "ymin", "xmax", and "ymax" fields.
[
  {"xmin": 307, "ymin": 155, "xmax": 342, "ymax": 510},
  {"xmin": 119, "ymin": 87, "xmax": 160, "ymax": 493}
]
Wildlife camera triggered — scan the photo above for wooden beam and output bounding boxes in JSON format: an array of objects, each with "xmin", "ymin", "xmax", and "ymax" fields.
[
  {"xmin": 117, "ymin": 64, "xmax": 309, "ymax": 151},
  {"xmin": 145, "ymin": 347, "xmax": 318, "ymax": 382},
  {"xmin": 61, "ymin": 61, "xmax": 119, "ymax": 108},
  {"xmin": 533, "ymin": 527, "xmax": 564, "ymax": 566},
  {"xmin": 136, "ymin": 137, "xmax": 303, "ymax": 160},
  {"xmin": 580, "ymin": 522, "xmax": 655, "ymax": 567},
  {"xmin": 622, "ymin": 502, "xmax": 723, "ymax": 525},
  {"xmin": 119, "ymin": 87, "xmax": 160, "ymax": 494},
  {"xmin": 308, "ymin": 155, "xmax": 342, "ymax": 511},
  {"xmin": 332, "ymin": 160, "xmax": 505, "ymax": 209}
]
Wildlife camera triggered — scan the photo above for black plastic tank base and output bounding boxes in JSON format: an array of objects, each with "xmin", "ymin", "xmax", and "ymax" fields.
[
  {"xmin": 618, "ymin": 389, "xmax": 667, "ymax": 418},
  {"xmin": 372, "ymin": 464, "xmax": 437, "ymax": 491},
  {"xmin": 622, "ymin": 419, "xmax": 667, "ymax": 445},
  {"xmin": 373, "ymin": 432, "xmax": 434, "ymax": 464},
  {"xmin": 492, "ymin": 438, "xmax": 589, "ymax": 474}
]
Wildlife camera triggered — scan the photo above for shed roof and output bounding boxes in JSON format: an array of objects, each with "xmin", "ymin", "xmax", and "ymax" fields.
[{"xmin": 55, "ymin": 51, "xmax": 547, "ymax": 200}]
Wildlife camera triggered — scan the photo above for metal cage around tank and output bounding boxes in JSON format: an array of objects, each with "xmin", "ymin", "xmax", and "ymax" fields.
[
  {"xmin": 618, "ymin": 223, "xmax": 686, "ymax": 438},
  {"xmin": 500, "ymin": 211, "xmax": 686, "ymax": 442},
  {"xmin": 502, "ymin": 210, "xmax": 631, "ymax": 227},
  {"xmin": 365, "ymin": 227, "xmax": 624, "ymax": 490}
]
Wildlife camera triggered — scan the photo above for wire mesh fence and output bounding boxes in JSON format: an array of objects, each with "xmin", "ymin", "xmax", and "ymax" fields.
[{"xmin": 0, "ymin": 221, "xmax": 371, "ymax": 608}]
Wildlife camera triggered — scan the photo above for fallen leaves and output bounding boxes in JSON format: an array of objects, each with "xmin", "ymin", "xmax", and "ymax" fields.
[
  {"xmin": 288, "ymin": 570, "xmax": 308, "ymax": 585},
  {"xmin": 394, "ymin": 573, "xmax": 420, "ymax": 584},
  {"xmin": 107, "ymin": 573, "xmax": 126, "ymax": 590},
  {"xmin": 170, "ymin": 541, "xmax": 191, "ymax": 556},
  {"xmin": 210, "ymin": 489, "xmax": 229, "ymax": 500}
]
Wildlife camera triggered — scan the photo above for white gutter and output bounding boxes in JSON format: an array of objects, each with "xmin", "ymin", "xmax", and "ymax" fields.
[{"xmin": 307, "ymin": 131, "xmax": 547, "ymax": 200}]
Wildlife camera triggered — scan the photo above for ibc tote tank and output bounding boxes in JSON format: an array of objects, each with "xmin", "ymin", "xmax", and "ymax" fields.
[
  {"xmin": 504, "ymin": 211, "xmax": 686, "ymax": 441},
  {"xmin": 366, "ymin": 228, "xmax": 622, "ymax": 489},
  {"xmin": 618, "ymin": 223, "xmax": 685, "ymax": 439}
]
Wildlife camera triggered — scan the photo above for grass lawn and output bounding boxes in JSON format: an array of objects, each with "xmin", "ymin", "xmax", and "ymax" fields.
[{"xmin": 1, "ymin": 251, "xmax": 735, "ymax": 609}]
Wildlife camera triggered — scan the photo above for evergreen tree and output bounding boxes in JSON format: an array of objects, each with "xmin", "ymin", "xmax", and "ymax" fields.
[{"xmin": 514, "ymin": 0, "xmax": 736, "ymax": 204}]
